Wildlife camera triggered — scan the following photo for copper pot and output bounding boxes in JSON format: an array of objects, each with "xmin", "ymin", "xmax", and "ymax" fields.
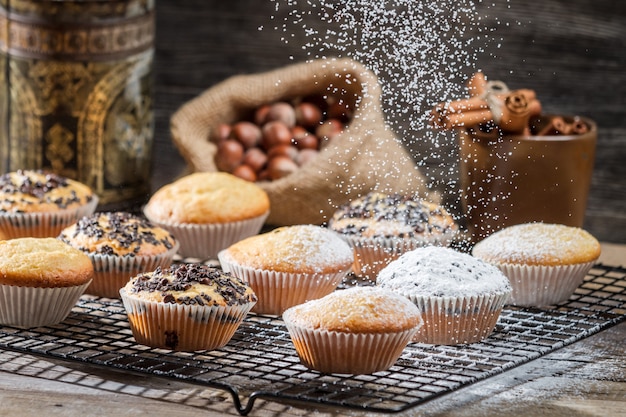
[{"xmin": 459, "ymin": 116, "xmax": 597, "ymax": 242}]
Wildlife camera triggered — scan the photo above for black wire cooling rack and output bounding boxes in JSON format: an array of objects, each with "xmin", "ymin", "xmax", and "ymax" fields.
[{"xmin": 0, "ymin": 263, "xmax": 624, "ymax": 415}]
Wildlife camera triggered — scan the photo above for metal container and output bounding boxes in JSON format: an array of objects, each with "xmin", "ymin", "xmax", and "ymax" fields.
[{"xmin": 0, "ymin": 0, "xmax": 155, "ymax": 210}]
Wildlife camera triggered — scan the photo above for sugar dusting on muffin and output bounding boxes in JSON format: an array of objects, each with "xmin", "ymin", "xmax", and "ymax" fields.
[
  {"xmin": 377, "ymin": 246, "xmax": 511, "ymax": 298},
  {"xmin": 285, "ymin": 286, "xmax": 422, "ymax": 333},
  {"xmin": 329, "ymin": 192, "xmax": 457, "ymax": 239},
  {"xmin": 471, "ymin": 223, "xmax": 601, "ymax": 266},
  {"xmin": 221, "ymin": 224, "xmax": 354, "ymax": 274}
]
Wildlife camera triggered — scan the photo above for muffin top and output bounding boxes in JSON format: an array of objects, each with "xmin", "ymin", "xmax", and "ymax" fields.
[
  {"xmin": 122, "ymin": 263, "xmax": 257, "ymax": 307},
  {"xmin": 283, "ymin": 286, "xmax": 422, "ymax": 333},
  {"xmin": 377, "ymin": 246, "xmax": 511, "ymax": 298},
  {"xmin": 0, "ymin": 170, "xmax": 95, "ymax": 213},
  {"xmin": 58, "ymin": 212, "xmax": 178, "ymax": 257},
  {"xmin": 219, "ymin": 225, "xmax": 354, "ymax": 274},
  {"xmin": 471, "ymin": 223, "xmax": 601, "ymax": 266},
  {"xmin": 329, "ymin": 192, "xmax": 457, "ymax": 240},
  {"xmin": 143, "ymin": 172, "xmax": 270, "ymax": 224},
  {"xmin": 0, "ymin": 237, "xmax": 94, "ymax": 287}
]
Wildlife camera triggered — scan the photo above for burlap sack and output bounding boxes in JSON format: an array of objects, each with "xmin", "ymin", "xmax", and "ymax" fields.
[{"xmin": 170, "ymin": 58, "xmax": 438, "ymax": 226}]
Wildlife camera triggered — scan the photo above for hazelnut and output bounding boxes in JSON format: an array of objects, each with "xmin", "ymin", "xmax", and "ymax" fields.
[
  {"xmin": 254, "ymin": 104, "xmax": 271, "ymax": 126},
  {"xmin": 295, "ymin": 102, "xmax": 323, "ymax": 128},
  {"xmin": 232, "ymin": 121, "xmax": 262, "ymax": 149},
  {"xmin": 316, "ymin": 118, "xmax": 344, "ymax": 143},
  {"xmin": 292, "ymin": 127, "xmax": 319, "ymax": 150},
  {"xmin": 266, "ymin": 102, "xmax": 297, "ymax": 128},
  {"xmin": 262, "ymin": 120, "xmax": 293, "ymax": 149},
  {"xmin": 267, "ymin": 155, "xmax": 298, "ymax": 180},
  {"xmin": 267, "ymin": 144, "xmax": 299, "ymax": 161},
  {"xmin": 213, "ymin": 123, "xmax": 232, "ymax": 143},
  {"xmin": 215, "ymin": 139, "xmax": 244, "ymax": 173},
  {"xmin": 232, "ymin": 164, "xmax": 257, "ymax": 182},
  {"xmin": 243, "ymin": 147, "xmax": 268, "ymax": 173}
]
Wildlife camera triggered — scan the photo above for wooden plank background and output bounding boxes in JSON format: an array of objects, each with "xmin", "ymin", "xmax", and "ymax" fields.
[{"xmin": 152, "ymin": 0, "xmax": 626, "ymax": 244}]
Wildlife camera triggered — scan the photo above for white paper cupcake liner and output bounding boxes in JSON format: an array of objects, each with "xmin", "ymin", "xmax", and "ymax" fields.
[
  {"xmin": 406, "ymin": 291, "xmax": 510, "ymax": 345},
  {"xmin": 495, "ymin": 261, "xmax": 596, "ymax": 307},
  {"xmin": 219, "ymin": 251, "xmax": 349, "ymax": 316},
  {"xmin": 86, "ymin": 241, "xmax": 180, "ymax": 298},
  {"xmin": 119, "ymin": 289, "xmax": 255, "ymax": 351},
  {"xmin": 344, "ymin": 233, "xmax": 455, "ymax": 280},
  {"xmin": 0, "ymin": 196, "xmax": 98, "ymax": 239},
  {"xmin": 283, "ymin": 310, "xmax": 417, "ymax": 374},
  {"xmin": 144, "ymin": 210, "xmax": 268, "ymax": 260},
  {"xmin": 0, "ymin": 281, "xmax": 91, "ymax": 328}
]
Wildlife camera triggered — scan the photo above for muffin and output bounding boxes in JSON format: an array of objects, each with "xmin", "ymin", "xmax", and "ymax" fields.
[
  {"xmin": 218, "ymin": 224, "xmax": 354, "ymax": 315},
  {"xmin": 0, "ymin": 170, "xmax": 98, "ymax": 238},
  {"xmin": 58, "ymin": 212, "xmax": 179, "ymax": 298},
  {"xmin": 119, "ymin": 263, "xmax": 257, "ymax": 351},
  {"xmin": 0, "ymin": 237, "xmax": 94, "ymax": 328},
  {"xmin": 471, "ymin": 222, "xmax": 601, "ymax": 306},
  {"xmin": 377, "ymin": 246, "xmax": 511, "ymax": 345},
  {"xmin": 143, "ymin": 172, "xmax": 270, "ymax": 260},
  {"xmin": 329, "ymin": 192, "xmax": 458, "ymax": 280},
  {"xmin": 282, "ymin": 286, "xmax": 422, "ymax": 375}
]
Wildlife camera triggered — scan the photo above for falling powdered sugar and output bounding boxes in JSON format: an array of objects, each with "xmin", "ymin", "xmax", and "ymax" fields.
[{"xmin": 377, "ymin": 246, "xmax": 511, "ymax": 298}]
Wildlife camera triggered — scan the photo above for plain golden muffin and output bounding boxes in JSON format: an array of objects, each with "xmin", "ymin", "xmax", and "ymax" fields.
[
  {"xmin": 282, "ymin": 286, "xmax": 422, "ymax": 374},
  {"xmin": 144, "ymin": 172, "xmax": 270, "ymax": 224},
  {"xmin": 0, "ymin": 238, "xmax": 94, "ymax": 287},
  {"xmin": 58, "ymin": 212, "xmax": 177, "ymax": 257},
  {"xmin": 472, "ymin": 223, "xmax": 601, "ymax": 266},
  {"xmin": 0, "ymin": 170, "xmax": 95, "ymax": 213}
]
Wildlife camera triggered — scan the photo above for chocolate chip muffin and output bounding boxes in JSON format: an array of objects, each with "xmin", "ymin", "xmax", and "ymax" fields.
[
  {"xmin": 120, "ymin": 263, "xmax": 257, "ymax": 351},
  {"xmin": 58, "ymin": 212, "xmax": 179, "ymax": 298},
  {"xmin": 0, "ymin": 170, "xmax": 97, "ymax": 238},
  {"xmin": 328, "ymin": 192, "xmax": 458, "ymax": 280}
]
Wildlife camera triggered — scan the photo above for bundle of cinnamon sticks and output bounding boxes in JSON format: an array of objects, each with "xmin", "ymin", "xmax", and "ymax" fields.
[{"xmin": 430, "ymin": 72, "xmax": 587, "ymax": 136}]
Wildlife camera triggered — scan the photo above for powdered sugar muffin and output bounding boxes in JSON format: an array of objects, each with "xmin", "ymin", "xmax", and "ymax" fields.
[
  {"xmin": 377, "ymin": 246, "xmax": 511, "ymax": 345},
  {"xmin": 0, "ymin": 170, "xmax": 98, "ymax": 238},
  {"xmin": 0, "ymin": 237, "xmax": 94, "ymax": 328},
  {"xmin": 143, "ymin": 172, "xmax": 269, "ymax": 260},
  {"xmin": 120, "ymin": 263, "xmax": 257, "ymax": 351},
  {"xmin": 58, "ymin": 212, "xmax": 179, "ymax": 298},
  {"xmin": 329, "ymin": 192, "xmax": 458, "ymax": 280},
  {"xmin": 218, "ymin": 224, "xmax": 353, "ymax": 315},
  {"xmin": 282, "ymin": 286, "xmax": 422, "ymax": 374},
  {"xmin": 472, "ymin": 222, "xmax": 601, "ymax": 306}
]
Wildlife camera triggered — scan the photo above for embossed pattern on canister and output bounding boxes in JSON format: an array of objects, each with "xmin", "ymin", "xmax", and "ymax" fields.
[{"xmin": 0, "ymin": 0, "xmax": 155, "ymax": 209}]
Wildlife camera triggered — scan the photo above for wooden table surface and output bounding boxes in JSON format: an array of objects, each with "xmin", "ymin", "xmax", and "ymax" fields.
[{"xmin": 0, "ymin": 243, "xmax": 623, "ymax": 417}]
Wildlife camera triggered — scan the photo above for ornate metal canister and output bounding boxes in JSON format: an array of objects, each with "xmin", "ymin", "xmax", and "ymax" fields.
[{"xmin": 0, "ymin": 0, "xmax": 155, "ymax": 210}]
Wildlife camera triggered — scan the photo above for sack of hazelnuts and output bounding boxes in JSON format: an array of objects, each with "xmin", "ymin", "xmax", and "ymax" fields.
[{"xmin": 171, "ymin": 58, "xmax": 437, "ymax": 226}]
